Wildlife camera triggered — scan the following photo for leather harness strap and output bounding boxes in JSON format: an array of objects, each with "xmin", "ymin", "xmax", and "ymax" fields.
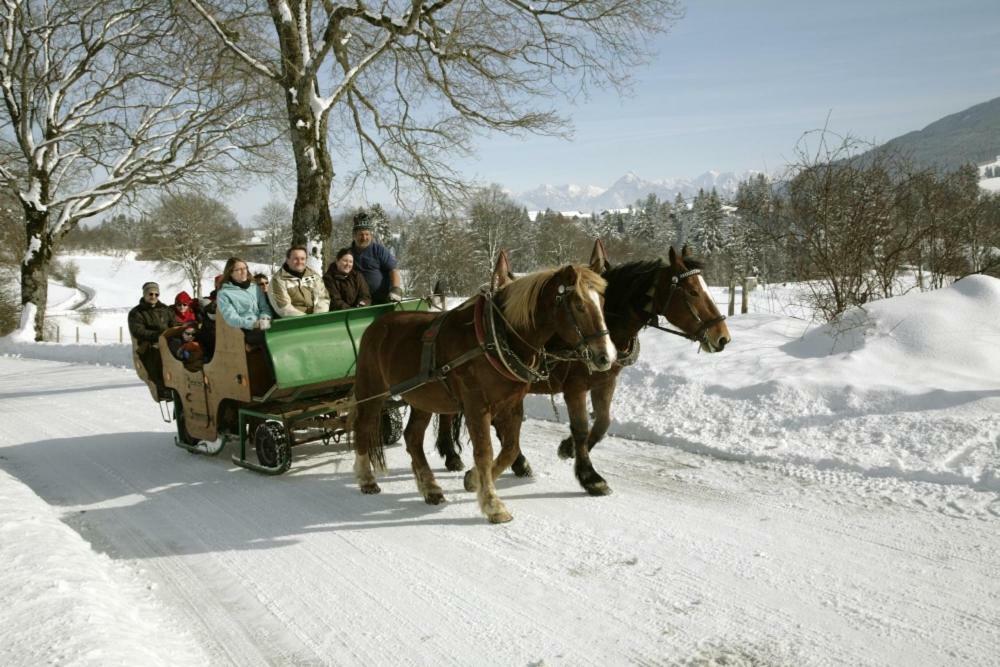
[{"xmin": 387, "ymin": 309, "xmax": 484, "ymax": 397}]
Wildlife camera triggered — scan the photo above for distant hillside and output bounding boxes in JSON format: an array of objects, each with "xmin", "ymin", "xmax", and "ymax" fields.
[{"xmin": 867, "ymin": 96, "xmax": 1000, "ymax": 172}]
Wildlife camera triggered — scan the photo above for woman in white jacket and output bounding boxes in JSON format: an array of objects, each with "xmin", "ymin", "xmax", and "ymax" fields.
[{"xmin": 268, "ymin": 245, "xmax": 330, "ymax": 317}]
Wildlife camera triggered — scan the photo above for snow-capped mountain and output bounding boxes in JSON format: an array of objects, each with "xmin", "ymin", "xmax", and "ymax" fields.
[{"xmin": 516, "ymin": 170, "xmax": 754, "ymax": 212}]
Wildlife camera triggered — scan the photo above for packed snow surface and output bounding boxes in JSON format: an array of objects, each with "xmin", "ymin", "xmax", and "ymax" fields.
[{"xmin": 1, "ymin": 256, "xmax": 999, "ymax": 665}]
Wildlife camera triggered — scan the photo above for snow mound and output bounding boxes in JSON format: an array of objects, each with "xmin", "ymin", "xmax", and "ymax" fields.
[
  {"xmin": 784, "ymin": 276, "xmax": 1000, "ymax": 376},
  {"xmin": 0, "ymin": 469, "xmax": 209, "ymax": 666},
  {"xmin": 527, "ymin": 276, "xmax": 1000, "ymax": 491}
]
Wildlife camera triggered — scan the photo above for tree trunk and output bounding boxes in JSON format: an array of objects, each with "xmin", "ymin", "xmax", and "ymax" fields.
[
  {"xmin": 741, "ymin": 277, "xmax": 749, "ymax": 314},
  {"xmin": 274, "ymin": 6, "xmax": 335, "ymax": 250},
  {"xmin": 20, "ymin": 207, "xmax": 53, "ymax": 341},
  {"xmin": 289, "ymin": 128, "xmax": 334, "ymax": 247},
  {"xmin": 727, "ymin": 276, "xmax": 736, "ymax": 317}
]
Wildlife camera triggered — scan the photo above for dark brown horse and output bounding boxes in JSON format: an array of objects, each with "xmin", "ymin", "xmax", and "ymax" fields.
[
  {"xmin": 351, "ymin": 264, "xmax": 615, "ymax": 523},
  {"xmin": 436, "ymin": 245, "xmax": 731, "ymax": 496}
]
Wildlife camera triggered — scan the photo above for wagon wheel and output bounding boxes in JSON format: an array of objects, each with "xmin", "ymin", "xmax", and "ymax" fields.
[
  {"xmin": 254, "ymin": 421, "xmax": 291, "ymax": 473},
  {"xmin": 173, "ymin": 392, "xmax": 202, "ymax": 447},
  {"xmin": 380, "ymin": 405, "xmax": 405, "ymax": 446}
]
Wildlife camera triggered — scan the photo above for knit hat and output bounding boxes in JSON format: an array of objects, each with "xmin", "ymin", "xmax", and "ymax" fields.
[
  {"xmin": 174, "ymin": 291, "xmax": 194, "ymax": 306},
  {"xmin": 142, "ymin": 281, "xmax": 160, "ymax": 295},
  {"xmin": 352, "ymin": 211, "xmax": 373, "ymax": 233}
]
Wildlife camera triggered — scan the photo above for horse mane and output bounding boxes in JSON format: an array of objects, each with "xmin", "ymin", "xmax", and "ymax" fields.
[
  {"xmin": 500, "ymin": 265, "xmax": 606, "ymax": 330},
  {"xmin": 603, "ymin": 254, "xmax": 705, "ymax": 318}
]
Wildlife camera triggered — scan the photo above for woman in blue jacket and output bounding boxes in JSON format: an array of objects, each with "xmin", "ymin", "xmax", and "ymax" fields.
[{"xmin": 217, "ymin": 257, "xmax": 275, "ymax": 346}]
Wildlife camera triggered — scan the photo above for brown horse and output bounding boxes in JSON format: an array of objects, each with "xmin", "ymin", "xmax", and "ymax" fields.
[
  {"xmin": 436, "ymin": 245, "xmax": 731, "ymax": 496},
  {"xmin": 351, "ymin": 264, "xmax": 615, "ymax": 523}
]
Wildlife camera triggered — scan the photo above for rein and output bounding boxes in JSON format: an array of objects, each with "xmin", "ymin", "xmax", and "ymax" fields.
[
  {"xmin": 550, "ymin": 284, "xmax": 610, "ymax": 366},
  {"xmin": 644, "ymin": 266, "xmax": 726, "ymax": 345}
]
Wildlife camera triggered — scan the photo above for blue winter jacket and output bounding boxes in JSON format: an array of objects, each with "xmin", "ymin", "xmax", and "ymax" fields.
[{"xmin": 217, "ymin": 281, "xmax": 275, "ymax": 330}]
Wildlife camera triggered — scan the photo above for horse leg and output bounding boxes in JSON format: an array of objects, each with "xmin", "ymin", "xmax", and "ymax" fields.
[
  {"xmin": 585, "ymin": 377, "xmax": 617, "ymax": 453},
  {"xmin": 490, "ymin": 402, "xmax": 526, "ymax": 481},
  {"xmin": 435, "ymin": 413, "xmax": 465, "ymax": 472},
  {"xmin": 406, "ymin": 408, "xmax": 445, "ymax": 504},
  {"xmin": 490, "ymin": 407, "xmax": 532, "ymax": 477},
  {"xmin": 352, "ymin": 394, "xmax": 385, "ymax": 495},
  {"xmin": 564, "ymin": 389, "xmax": 610, "ymax": 496},
  {"xmin": 461, "ymin": 399, "xmax": 512, "ymax": 523}
]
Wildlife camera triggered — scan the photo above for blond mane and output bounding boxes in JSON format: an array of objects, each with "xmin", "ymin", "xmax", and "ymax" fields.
[{"xmin": 500, "ymin": 265, "xmax": 607, "ymax": 331}]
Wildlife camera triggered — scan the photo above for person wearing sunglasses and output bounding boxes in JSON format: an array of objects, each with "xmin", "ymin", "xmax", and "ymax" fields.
[{"xmin": 128, "ymin": 281, "xmax": 174, "ymax": 399}]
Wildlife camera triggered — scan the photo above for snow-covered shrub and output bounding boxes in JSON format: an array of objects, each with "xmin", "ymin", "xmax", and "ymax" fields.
[{"xmin": 50, "ymin": 258, "xmax": 80, "ymax": 288}]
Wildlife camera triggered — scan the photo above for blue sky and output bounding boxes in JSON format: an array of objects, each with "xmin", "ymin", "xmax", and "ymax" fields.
[{"xmin": 230, "ymin": 0, "xmax": 1000, "ymax": 221}]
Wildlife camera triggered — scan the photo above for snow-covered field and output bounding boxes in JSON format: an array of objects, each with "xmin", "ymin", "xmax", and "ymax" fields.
[{"xmin": 1, "ymin": 255, "xmax": 999, "ymax": 665}]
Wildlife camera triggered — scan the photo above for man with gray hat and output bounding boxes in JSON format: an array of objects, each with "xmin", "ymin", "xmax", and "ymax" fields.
[
  {"xmin": 128, "ymin": 282, "xmax": 174, "ymax": 399},
  {"xmin": 348, "ymin": 209, "xmax": 402, "ymax": 304}
]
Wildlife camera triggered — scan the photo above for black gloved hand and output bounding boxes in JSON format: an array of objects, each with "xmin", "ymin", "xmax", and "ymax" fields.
[{"xmin": 388, "ymin": 286, "xmax": 403, "ymax": 302}]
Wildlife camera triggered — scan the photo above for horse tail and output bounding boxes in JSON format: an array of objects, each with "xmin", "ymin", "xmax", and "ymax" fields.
[
  {"xmin": 370, "ymin": 407, "xmax": 386, "ymax": 472},
  {"xmin": 435, "ymin": 413, "xmax": 464, "ymax": 458},
  {"xmin": 348, "ymin": 395, "xmax": 388, "ymax": 472}
]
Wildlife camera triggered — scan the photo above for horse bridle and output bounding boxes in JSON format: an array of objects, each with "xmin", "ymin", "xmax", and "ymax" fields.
[
  {"xmin": 554, "ymin": 284, "xmax": 610, "ymax": 366},
  {"xmin": 645, "ymin": 265, "xmax": 726, "ymax": 345}
]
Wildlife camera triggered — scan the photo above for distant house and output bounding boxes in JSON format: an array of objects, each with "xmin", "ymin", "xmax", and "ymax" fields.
[{"xmin": 977, "ymin": 155, "xmax": 1000, "ymax": 179}]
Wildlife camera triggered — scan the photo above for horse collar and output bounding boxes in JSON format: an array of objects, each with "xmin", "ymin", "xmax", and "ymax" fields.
[
  {"xmin": 615, "ymin": 335, "xmax": 641, "ymax": 367},
  {"xmin": 474, "ymin": 293, "xmax": 549, "ymax": 384}
]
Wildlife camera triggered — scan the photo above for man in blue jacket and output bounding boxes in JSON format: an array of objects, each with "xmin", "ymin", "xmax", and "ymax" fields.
[{"xmin": 350, "ymin": 210, "xmax": 402, "ymax": 304}]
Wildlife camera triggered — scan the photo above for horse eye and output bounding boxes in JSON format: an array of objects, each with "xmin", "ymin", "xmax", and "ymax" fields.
[{"xmin": 575, "ymin": 301, "xmax": 585, "ymax": 312}]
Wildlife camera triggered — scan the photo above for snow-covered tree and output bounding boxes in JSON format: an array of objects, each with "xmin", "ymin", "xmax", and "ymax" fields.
[
  {"xmin": 252, "ymin": 202, "xmax": 293, "ymax": 272},
  {"xmin": 187, "ymin": 0, "xmax": 682, "ymax": 247},
  {"xmin": 0, "ymin": 0, "xmax": 271, "ymax": 339},
  {"xmin": 139, "ymin": 192, "xmax": 243, "ymax": 299},
  {"xmin": 467, "ymin": 185, "xmax": 528, "ymax": 274},
  {"xmin": 402, "ymin": 212, "xmax": 475, "ymax": 296},
  {"xmin": 535, "ymin": 210, "xmax": 590, "ymax": 267}
]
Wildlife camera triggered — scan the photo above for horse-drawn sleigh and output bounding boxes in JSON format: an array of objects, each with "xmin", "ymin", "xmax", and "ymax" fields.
[{"xmin": 132, "ymin": 298, "xmax": 431, "ymax": 474}]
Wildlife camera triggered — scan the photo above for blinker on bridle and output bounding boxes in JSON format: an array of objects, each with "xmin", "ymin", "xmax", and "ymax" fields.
[
  {"xmin": 555, "ymin": 283, "xmax": 609, "ymax": 365},
  {"xmin": 645, "ymin": 266, "xmax": 726, "ymax": 345}
]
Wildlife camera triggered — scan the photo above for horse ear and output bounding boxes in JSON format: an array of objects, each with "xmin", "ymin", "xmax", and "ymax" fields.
[
  {"xmin": 681, "ymin": 244, "xmax": 693, "ymax": 259},
  {"xmin": 589, "ymin": 238, "xmax": 610, "ymax": 274},
  {"xmin": 668, "ymin": 246, "xmax": 679, "ymax": 266},
  {"xmin": 491, "ymin": 250, "xmax": 514, "ymax": 291},
  {"xmin": 556, "ymin": 263, "xmax": 579, "ymax": 286}
]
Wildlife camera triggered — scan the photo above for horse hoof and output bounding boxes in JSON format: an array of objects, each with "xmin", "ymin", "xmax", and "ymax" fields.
[
  {"xmin": 425, "ymin": 491, "xmax": 446, "ymax": 505},
  {"xmin": 558, "ymin": 438, "xmax": 575, "ymax": 459},
  {"xmin": 445, "ymin": 455, "xmax": 465, "ymax": 472},
  {"xmin": 463, "ymin": 470, "xmax": 477, "ymax": 492},
  {"xmin": 585, "ymin": 482, "xmax": 612, "ymax": 496},
  {"xmin": 488, "ymin": 511, "xmax": 513, "ymax": 524},
  {"xmin": 511, "ymin": 460, "xmax": 533, "ymax": 478},
  {"xmin": 360, "ymin": 483, "xmax": 381, "ymax": 495}
]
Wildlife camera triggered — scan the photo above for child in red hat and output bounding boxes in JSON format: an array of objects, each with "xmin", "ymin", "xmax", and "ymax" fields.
[{"xmin": 172, "ymin": 291, "xmax": 198, "ymax": 326}]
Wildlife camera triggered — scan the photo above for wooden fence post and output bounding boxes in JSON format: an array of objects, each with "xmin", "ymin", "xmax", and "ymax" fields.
[
  {"xmin": 93, "ymin": 332, "xmax": 98, "ymax": 343},
  {"xmin": 75, "ymin": 327, "xmax": 79, "ymax": 343},
  {"xmin": 119, "ymin": 326, "xmax": 123, "ymax": 344}
]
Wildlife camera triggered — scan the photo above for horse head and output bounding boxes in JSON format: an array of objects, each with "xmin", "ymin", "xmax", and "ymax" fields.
[
  {"xmin": 546, "ymin": 265, "xmax": 616, "ymax": 372},
  {"xmin": 650, "ymin": 246, "xmax": 731, "ymax": 353}
]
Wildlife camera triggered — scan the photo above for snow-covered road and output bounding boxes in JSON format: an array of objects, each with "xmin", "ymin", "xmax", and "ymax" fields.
[{"xmin": 2, "ymin": 357, "xmax": 997, "ymax": 665}]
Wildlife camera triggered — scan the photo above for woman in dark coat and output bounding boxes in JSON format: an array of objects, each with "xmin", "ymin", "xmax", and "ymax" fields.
[{"xmin": 324, "ymin": 248, "xmax": 371, "ymax": 310}]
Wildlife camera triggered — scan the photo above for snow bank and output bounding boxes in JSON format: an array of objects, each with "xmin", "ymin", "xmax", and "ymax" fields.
[
  {"xmin": 527, "ymin": 276, "xmax": 1000, "ymax": 492},
  {"xmin": 0, "ymin": 469, "xmax": 208, "ymax": 666},
  {"xmin": 0, "ymin": 340, "xmax": 133, "ymax": 367}
]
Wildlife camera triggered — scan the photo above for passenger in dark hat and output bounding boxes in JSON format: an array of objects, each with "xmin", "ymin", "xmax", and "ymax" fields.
[
  {"xmin": 128, "ymin": 282, "xmax": 173, "ymax": 399},
  {"xmin": 347, "ymin": 208, "xmax": 402, "ymax": 305}
]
